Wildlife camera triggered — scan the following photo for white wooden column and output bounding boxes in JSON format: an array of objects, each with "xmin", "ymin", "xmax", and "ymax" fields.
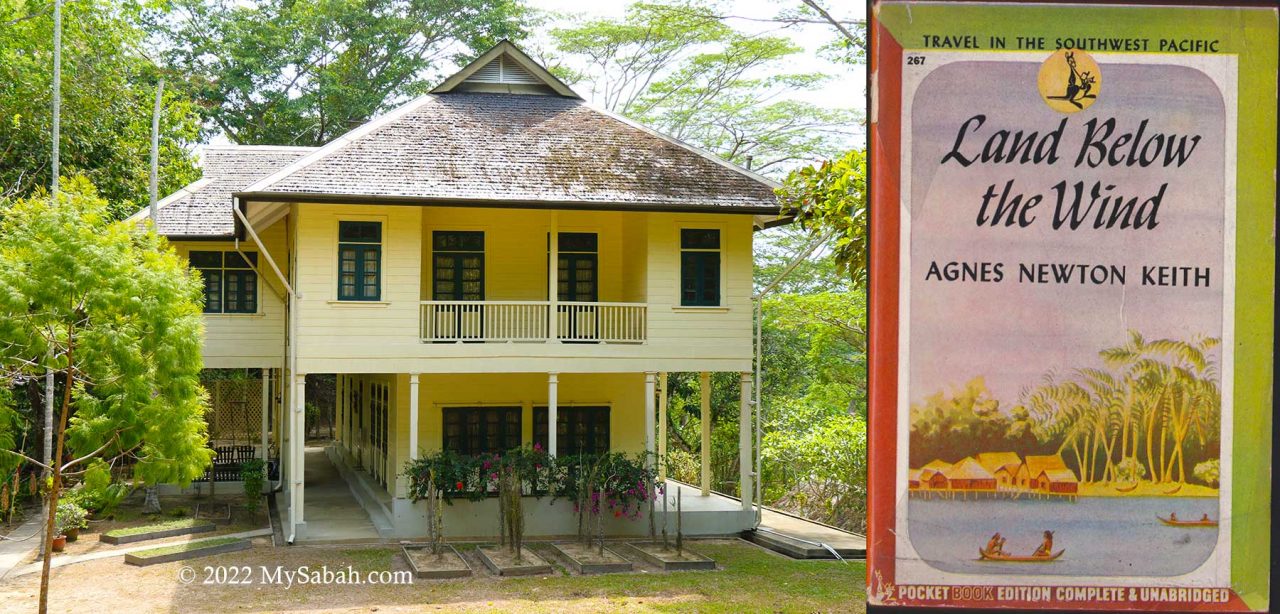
[
  {"xmin": 547, "ymin": 373, "xmax": 559, "ymax": 457},
  {"xmin": 658, "ymin": 372, "xmax": 668, "ymax": 481},
  {"xmin": 260, "ymin": 369, "xmax": 270, "ymax": 467},
  {"xmin": 643, "ymin": 372, "xmax": 657, "ymax": 464},
  {"xmin": 700, "ymin": 371, "xmax": 711, "ymax": 496},
  {"xmin": 408, "ymin": 373, "xmax": 420, "ymax": 460},
  {"xmin": 739, "ymin": 372, "xmax": 753, "ymax": 512},
  {"xmin": 293, "ymin": 372, "xmax": 307, "ymax": 524}
]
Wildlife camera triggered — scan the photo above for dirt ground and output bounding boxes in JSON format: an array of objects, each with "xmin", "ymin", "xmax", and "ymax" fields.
[{"xmin": 0, "ymin": 539, "xmax": 866, "ymax": 613}]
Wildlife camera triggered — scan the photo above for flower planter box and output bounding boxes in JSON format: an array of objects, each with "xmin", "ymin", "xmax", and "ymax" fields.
[
  {"xmin": 402, "ymin": 544, "xmax": 472, "ymax": 579},
  {"xmin": 618, "ymin": 541, "xmax": 716, "ymax": 571},
  {"xmin": 124, "ymin": 537, "xmax": 250, "ymax": 567},
  {"xmin": 100, "ymin": 519, "xmax": 217, "ymax": 545},
  {"xmin": 476, "ymin": 545, "xmax": 554, "ymax": 577},
  {"xmin": 550, "ymin": 541, "xmax": 634, "ymax": 575}
]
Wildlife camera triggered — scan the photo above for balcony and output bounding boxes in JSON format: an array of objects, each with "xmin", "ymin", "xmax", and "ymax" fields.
[{"xmin": 420, "ymin": 301, "xmax": 647, "ymax": 344}]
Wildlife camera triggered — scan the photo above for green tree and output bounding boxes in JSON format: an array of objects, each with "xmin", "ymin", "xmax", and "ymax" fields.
[
  {"xmin": 0, "ymin": 178, "xmax": 213, "ymax": 612},
  {"xmin": 550, "ymin": 0, "xmax": 856, "ymax": 174},
  {"xmin": 0, "ymin": 0, "xmax": 201, "ymax": 220},
  {"xmin": 1021, "ymin": 331, "xmax": 1221, "ymax": 488},
  {"xmin": 910, "ymin": 377, "xmax": 1048, "ymax": 467},
  {"xmin": 776, "ymin": 149, "xmax": 867, "ymax": 284},
  {"xmin": 149, "ymin": 0, "xmax": 529, "ymax": 145}
]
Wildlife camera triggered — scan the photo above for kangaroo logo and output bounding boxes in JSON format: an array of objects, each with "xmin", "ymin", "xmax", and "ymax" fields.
[{"xmin": 1038, "ymin": 49, "xmax": 1101, "ymax": 113}]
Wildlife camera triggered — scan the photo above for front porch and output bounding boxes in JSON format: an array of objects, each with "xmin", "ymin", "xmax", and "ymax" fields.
[
  {"xmin": 279, "ymin": 369, "xmax": 756, "ymax": 542},
  {"xmin": 297, "ymin": 442, "xmax": 751, "ymax": 542}
]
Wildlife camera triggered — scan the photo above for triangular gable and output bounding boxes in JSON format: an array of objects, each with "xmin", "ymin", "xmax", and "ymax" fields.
[{"xmin": 432, "ymin": 40, "xmax": 579, "ymax": 98}]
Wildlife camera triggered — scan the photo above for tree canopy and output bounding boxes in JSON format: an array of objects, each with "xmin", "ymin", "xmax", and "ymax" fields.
[
  {"xmin": 148, "ymin": 0, "xmax": 530, "ymax": 146},
  {"xmin": 777, "ymin": 149, "xmax": 868, "ymax": 284},
  {"xmin": 0, "ymin": 177, "xmax": 213, "ymax": 485},
  {"xmin": 0, "ymin": 0, "xmax": 201, "ymax": 219},
  {"xmin": 548, "ymin": 0, "xmax": 857, "ymax": 174}
]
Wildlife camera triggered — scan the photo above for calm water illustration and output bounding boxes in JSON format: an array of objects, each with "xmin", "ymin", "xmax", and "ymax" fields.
[{"xmin": 907, "ymin": 496, "xmax": 1218, "ymax": 576}]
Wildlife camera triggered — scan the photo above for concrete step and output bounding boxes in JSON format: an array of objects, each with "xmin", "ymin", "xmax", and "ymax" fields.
[{"xmin": 744, "ymin": 528, "xmax": 863, "ymax": 560}]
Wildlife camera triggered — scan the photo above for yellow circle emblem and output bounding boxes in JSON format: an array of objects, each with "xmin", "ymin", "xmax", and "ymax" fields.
[{"xmin": 1038, "ymin": 49, "xmax": 1101, "ymax": 113}]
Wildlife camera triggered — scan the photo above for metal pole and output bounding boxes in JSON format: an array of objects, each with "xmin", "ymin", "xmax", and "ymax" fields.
[
  {"xmin": 149, "ymin": 78, "xmax": 164, "ymax": 223},
  {"xmin": 41, "ymin": 0, "xmax": 62, "ymax": 570}
]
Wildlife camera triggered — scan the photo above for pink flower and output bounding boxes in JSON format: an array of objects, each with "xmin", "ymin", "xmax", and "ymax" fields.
[{"xmin": 533, "ymin": 443, "xmax": 542, "ymax": 452}]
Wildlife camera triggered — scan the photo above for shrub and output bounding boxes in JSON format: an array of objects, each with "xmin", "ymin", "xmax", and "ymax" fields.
[
  {"xmin": 55, "ymin": 501, "xmax": 89, "ymax": 535},
  {"xmin": 67, "ymin": 460, "xmax": 131, "ymax": 515},
  {"xmin": 241, "ymin": 458, "xmax": 266, "ymax": 513}
]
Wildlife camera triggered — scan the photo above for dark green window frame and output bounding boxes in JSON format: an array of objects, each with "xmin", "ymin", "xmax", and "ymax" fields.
[
  {"xmin": 338, "ymin": 221, "xmax": 382, "ymax": 301},
  {"xmin": 533, "ymin": 406, "xmax": 610, "ymax": 457},
  {"xmin": 443, "ymin": 407, "xmax": 522, "ymax": 456},
  {"xmin": 680, "ymin": 229, "xmax": 721, "ymax": 306},
  {"xmin": 432, "ymin": 231, "xmax": 485, "ymax": 301},
  {"xmin": 191, "ymin": 251, "xmax": 258, "ymax": 314}
]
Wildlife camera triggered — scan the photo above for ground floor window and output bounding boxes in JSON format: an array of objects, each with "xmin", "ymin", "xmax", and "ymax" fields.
[
  {"xmin": 443, "ymin": 406, "xmax": 521, "ymax": 456},
  {"xmin": 533, "ymin": 406, "xmax": 610, "ymax": 457}
]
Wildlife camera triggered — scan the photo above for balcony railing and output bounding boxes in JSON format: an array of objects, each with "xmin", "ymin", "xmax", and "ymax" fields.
[{"xmin": 420, "ymin": 301, "xmax": 647, "ymax": 344}]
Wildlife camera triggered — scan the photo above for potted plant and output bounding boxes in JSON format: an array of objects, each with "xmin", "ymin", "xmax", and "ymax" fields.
[{"xmin": 56, "ymin": 500, "xmax": 89, "ymax": 543}]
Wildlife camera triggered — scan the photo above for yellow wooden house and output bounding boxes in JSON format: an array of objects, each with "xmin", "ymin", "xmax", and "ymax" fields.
[{"xmin": 130, "ymin": 42, "xmax": 783, "ymax": 542}]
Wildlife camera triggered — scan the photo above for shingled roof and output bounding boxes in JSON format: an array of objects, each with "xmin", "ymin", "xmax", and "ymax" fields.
[
  {"xmin": 139, "ymin": 41, "xmax": 781, "ymax": 238},
  {"xmin": 130, "ymin": 146, "xmax": 315, "ymax": 236},
  {"xmin": 239, "ymin": 92, "xmax": 781, "ymax": 211}
]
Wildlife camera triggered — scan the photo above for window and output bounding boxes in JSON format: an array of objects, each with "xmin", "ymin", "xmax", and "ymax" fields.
[
  {"xmin": 533, "ymin": 406, "xmax": 610, "ymax": 456},
  {"xmin": 557, "ymin": 233, "xmax": 598, "ymax": 302},
  {"xmin": 442, "ymin": 407, "xmax": 521, "ymax": 456},
  {"xmin": 191, "ymin": 251, "xmax": 258, "ymax": 314},
  {"xmin": 338, "ymin": 221, "xmax": 382, "ymax": 301},
  {"xmin": 432, "ymin": 231, "xmax": 484, "ymax": 301},
  {"xmin": 680, "ymin": 229, "xmax": 720, "ymax": 306}
]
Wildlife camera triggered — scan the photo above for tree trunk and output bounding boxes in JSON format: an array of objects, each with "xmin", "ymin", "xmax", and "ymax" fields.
[
  {"xmin": 1152, "ymin": 406, "xmax": 1162, "ymax": 483},
  {"xmin": 39, "ymin": 355, "xmax": 74, "ymax": 614},
  {"xmin": 143, "ymin": 486, "xmax": 161, "ymax": 514}
]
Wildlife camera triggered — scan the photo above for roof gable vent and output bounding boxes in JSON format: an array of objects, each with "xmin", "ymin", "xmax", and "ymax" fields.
[{"xmin": 464, "ymin": 54, "xmax": 542, "ymax": 85}]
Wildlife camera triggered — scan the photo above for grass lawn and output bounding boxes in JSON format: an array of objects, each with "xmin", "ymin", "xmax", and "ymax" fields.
[
  {"xmin": 103, "ymin": 518, "xmax": 214, "ymax": 539},
  {"xmin": 0, "ymin": 538, "xmax": 867, "ymax": 613},
  {"xmin": 130, "ymin": 537, "xmax": 244, "ymax": 559}
]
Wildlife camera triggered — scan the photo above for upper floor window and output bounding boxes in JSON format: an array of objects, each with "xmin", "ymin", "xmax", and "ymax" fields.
[
  {"xmin": 338, "ymin": 221, "xmax": 382, "ymax": 301},
  {"xmin": 432, "ymin": 231, "xmax": 485, "ymax": 301},
  {"xmin": 680, "ymin": 229, "xmax": 720, "ymax": 306},
  {"xmin": 191, "ymin": 251, "xmax": 257, "ymax": 314},
  {"xmin": 557, "ymin": 232, "xmax": 598, "ymax": 302}
]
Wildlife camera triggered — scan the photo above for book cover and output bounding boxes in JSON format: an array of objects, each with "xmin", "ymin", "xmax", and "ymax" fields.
[{"xmin": 867, "ymin": 2, "xmax": 1277, "ymax": 610}]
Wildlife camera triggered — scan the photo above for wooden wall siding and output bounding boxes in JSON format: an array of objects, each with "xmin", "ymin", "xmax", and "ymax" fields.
[
  {"xmin": 282, "ymin": 204, "xmax": 752, "ymax": 374},
  {"xmin": 170, "ymin": 218, "xmax": 289, "ymax": 368}
]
